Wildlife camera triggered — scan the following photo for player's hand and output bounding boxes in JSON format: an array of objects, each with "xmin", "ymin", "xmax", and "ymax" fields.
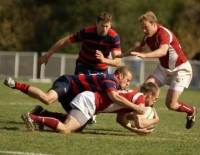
[
  {"xmin": 137, "ymin": 128, "xmax": 155, "ymax": 136},
  {"xmin": 136, "ymin": 104, "xmax": 145, "ymax": 114},
  {"xmin": 38, "ymin": 53, "xmax": 49, "ymax": 65},
  {"xmin": 131, "ymin": 52, "xmax": 146, "ymax": 58},
  {"xmin": 95, "ymin": 50, "xmax": 106, "ymax": 63}
]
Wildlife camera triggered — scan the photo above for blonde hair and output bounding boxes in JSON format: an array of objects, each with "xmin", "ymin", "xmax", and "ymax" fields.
[
  {"xmin": 140, "ymin": 82, "xmax": 159, "ymax": 96},
  {"xmin": 138, "ymin": 11, "xmax": 158, "ymax": 24}
]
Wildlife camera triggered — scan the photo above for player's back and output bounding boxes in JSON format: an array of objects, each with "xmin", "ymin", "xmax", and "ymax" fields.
[{"xmin": 70, "ymin": 73, "xmax": 119, "ymax": 95}]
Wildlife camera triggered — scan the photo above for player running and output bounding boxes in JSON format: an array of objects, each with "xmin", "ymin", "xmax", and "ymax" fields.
[{"xmin": 116, "ymin": 11, "xmax": 196, "ymax": 129}]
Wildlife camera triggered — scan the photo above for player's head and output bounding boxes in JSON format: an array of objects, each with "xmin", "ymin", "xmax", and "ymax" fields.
[
  {"xmin": 138, "ymin": 11, "xmax": 158, "ymax": 37},
  {"xmin": 114, "ymin": 66, "xmax": 133, "ymax": 90},
  {"xmin": 140, "ymin": 82, "xmax": 160, "ymax": 106},
  {"xmin": 96, "ymin": 11, "xmax": 112, "ymax": 36}
]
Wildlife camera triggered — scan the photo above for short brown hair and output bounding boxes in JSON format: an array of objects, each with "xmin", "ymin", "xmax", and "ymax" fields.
[
  {"xmin": 140, "ymin": 82, "xmax": 159, "ymax": 96},
  {"xmin": 114, "ymin": 66, "xmax": 132, "ymax": 77},
  {"xmin": 97, "ymin": 12, "xmax": 112, "ymax": 23},
  {"xmin": 138, "ymin": 11, "xmax": 158, "ymax": 24}
]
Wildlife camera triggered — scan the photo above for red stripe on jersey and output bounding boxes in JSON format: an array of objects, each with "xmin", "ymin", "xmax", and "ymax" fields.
[
  {"xmin": 78, "ymin": 74, "xmax": 91, "ymax": 90},
  {"xmin": 108, "ymin": 29, "xmax": 118, "ymax": 37},
  {"xmin": 91, "ymin": 75, "xmax": 102, "ymax": 91},
  {"xmin": 71, "ymin": 79, "xmax": 80, "ymax": 94},
  {"xmin": 113, "ymin": 40, "xmax": 120, "ymax": 45},
  {"xmin": 84, "ymin": 39, "xmax": 113, "ymax": 47},
  {"xmin": 85, "ymin": 26, "xmax": 96, "ymax": 33},
  {"xmin": 69, "ymin": 34, "xmax": 75, "ymax": 43},
  {"xmin": 78, "ymin": 56, "xmax": 108, "ymax": 69},
  {"xmin": 79, "ymin": 49, "xmax": 97, "ymax": 61}
]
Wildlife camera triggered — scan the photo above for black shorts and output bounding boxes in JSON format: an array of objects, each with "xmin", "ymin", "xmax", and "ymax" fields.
[{"xmin": 51, "ymin": 75, "xmax": 74, "ymax": 112}]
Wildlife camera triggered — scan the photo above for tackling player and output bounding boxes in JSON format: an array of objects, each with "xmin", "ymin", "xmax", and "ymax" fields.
[
  {"xmin": 21, "ymin": 82, "xmax": 160, "ymax": 136},
  {"xmin": 4, "ymin": 66, "xmax": 144, "ymax": 114}
]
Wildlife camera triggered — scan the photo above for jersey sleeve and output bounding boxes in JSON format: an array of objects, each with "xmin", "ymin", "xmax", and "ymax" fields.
[
  {"xmin": 133, "ymin": 94, "xmax": 145, "ymax": 105},
  {"xmin": 158, "ymin": 28, "xmax": 171, "ymax": 45},
  {"xmin": 69, "ymin": 28, "xmax": 85, "ymax": 43},
  {"xmin": 102, "ymin": 80, "xmax": 118, "ymax": 93},
  {"xmin": 101, "ymin": 74, "xmax": 118, "ymax": 93}
]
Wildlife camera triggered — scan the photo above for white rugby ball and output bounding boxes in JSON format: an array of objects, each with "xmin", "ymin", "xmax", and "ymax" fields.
[{"xmin": 144, "ymin": 107, "xmax": 154, "ymax": 119}]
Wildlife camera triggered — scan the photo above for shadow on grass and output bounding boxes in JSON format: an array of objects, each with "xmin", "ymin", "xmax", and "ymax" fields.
[{"xmin": 81, "ymin": 128, "xmax": 132, "ymax": 136}]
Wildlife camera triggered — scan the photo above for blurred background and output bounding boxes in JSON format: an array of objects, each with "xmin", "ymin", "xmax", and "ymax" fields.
[{"xmin": 0, "ymin": 0, "xmax": 200, "ymax": 89}]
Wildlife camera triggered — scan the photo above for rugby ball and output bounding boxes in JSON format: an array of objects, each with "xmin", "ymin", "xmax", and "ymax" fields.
[{"xmin": 144, "ymin": 107, "xmax": 154, "ymax": 119}]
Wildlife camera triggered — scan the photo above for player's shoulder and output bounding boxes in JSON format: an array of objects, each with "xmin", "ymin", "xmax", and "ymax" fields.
[
  {"xmin": 108, "ymin": 28, "xmax": 119, "ymax": 37},
  {"xmin": 157, "ymin": 24, "xmax": 172, "ymax": 36},
  {"xmin": 84, "ymin": 26, "xmax": 96, "ymax": 33}
]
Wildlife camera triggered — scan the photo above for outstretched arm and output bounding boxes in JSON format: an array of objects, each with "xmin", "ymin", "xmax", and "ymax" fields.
[
  {"xmin": 115, "ymin": 42, "xmax": 145, "ymax": 58},
  {"xmin": 38, "ymin": 36, "xmax": 72, "ymax": 65},
  {"xmin": 107, "ymin": 91, "xmax": 145, "ymax": 114}
]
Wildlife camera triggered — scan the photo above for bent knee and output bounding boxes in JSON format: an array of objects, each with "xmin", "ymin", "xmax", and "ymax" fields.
[{"xmin": 165, "ymin": 102, "xmax": 178, "ymax": 110}]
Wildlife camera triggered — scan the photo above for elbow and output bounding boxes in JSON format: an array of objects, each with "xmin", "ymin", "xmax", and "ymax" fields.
[
  {"xmin": 113, "ymin": 59, "xmax": 121, "ymax": 67},
  {"xmin": 116, "ymin": 116, "xmax": 121, "ymax": 124}
]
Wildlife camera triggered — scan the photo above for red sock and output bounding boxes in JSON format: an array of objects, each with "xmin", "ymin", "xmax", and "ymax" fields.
[
  {"xmin": 30, "ymin": 114, "xmax": 59, "ymax": 130},
  {"xmin": 40, "ymin": 111, "xmax": 67, "ymax": 123},
  {"xmin": 176, "ymin": 101, "xmax": 194, "ymax": 116},
  {"xmin": 15, "ymin": 82, "xmax": 29, "ymax": 94}
]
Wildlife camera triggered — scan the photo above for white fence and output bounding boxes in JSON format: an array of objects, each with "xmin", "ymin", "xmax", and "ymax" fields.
[{"xmin": 0, "ymin": 51, "xmax": 200, "ymax": 89}]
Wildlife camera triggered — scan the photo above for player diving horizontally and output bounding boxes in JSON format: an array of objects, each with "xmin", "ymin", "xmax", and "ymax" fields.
[{"xmin": 21, "ymin": 82, "xmax": 160, "ymax": 135}]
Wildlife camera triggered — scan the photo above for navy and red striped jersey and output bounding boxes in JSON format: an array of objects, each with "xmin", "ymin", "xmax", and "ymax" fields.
[
  {"xmin": 69, "ymin": 26, "xmax": 121, "ymax": 70},
  {"xmin": 70, "ymin": 73, "xmax": 119, "ymax": 96}
]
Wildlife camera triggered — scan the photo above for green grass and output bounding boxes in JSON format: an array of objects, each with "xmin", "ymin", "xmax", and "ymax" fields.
[{"xmin": 0, "ymin": 78, "xmax": 200, "ymax": 155}]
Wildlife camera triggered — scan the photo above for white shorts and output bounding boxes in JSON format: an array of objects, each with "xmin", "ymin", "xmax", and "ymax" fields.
[
  {"xmin": 149, "ymin": 61, "xmax": 192, "ymax": 88},
  {"xmin": 70, "ymin": 91, "xmax": 96, "ymax": 120}
]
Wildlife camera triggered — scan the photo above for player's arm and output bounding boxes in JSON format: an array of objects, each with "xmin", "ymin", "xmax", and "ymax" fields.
[
  {"xmin": 38, "ymin": 36, "xmax": 72, "ymax": 65},
  {"xmin": 116, "ymin": 112, "xmax": 154, "ymax": 136},
  {"xmin": 130, "ymin": 44, "xmax": 169, "ymax": 59},
  {"xmin": 107, "ymin": 91, "xmax": 145, "ymax": 114},
  {"xmin": 134, "ymin": 108, "xmax": 159, "ymax": 129},
  {"xmin": 95, "ymin": 50, "xmax": 121, "ymax": 67},
  {"xmin": 115, "ymin": 42, "xmax": 145, "ymax": 58}
]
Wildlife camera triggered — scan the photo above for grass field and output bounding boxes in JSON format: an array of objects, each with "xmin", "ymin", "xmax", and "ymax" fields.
[{"xmin": 0, "ymin": 78, "xmax": 200, "ymax": 155}]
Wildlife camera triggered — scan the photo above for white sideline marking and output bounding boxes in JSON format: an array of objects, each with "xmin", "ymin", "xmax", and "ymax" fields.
[{"xmin": 0, "ymin": 151, "xmax": 52, "ymax": 155}]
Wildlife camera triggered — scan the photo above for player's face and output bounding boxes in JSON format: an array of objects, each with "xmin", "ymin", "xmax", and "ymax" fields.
[
  {"xmin": 140, "ymin": 20, "xmax": 157, "ymax": 37},
  {"xmin": 145, "ymin": 90, "xmax": 160, "ymax": 106},
  {"xmin": 118, "ymin": 73, "xmax": 132, "ymax": 89},
  {"xmin": 96, "ymin": 21, "xmax": 111, "ymax": 36}
]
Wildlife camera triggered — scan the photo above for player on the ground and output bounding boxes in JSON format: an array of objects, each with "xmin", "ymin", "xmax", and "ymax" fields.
[
  {"xmin": 21, "ymin": 82, "xmax": 160, "ymax": 135},
  {"xmin": 4, "ymin": 66, "xmax": 144, "ymax": 114},
  {"xmin": 116, "ymin": 11, "xmax": 196, "ymax": 129}
]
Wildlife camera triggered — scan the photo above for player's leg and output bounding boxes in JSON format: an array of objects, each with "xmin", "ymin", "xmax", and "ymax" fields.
[
  {"xmin": 28, "ymin": 87, "xmax": 58, "ymax": 105},
  {"xmin": 57, "ymin": 109, "xmax": 89, "ymax": 133},
  {"xmin": 4, "ymin": 77, "xmax": 58, "ymax": 105},
  {"xmin": 165, "ymin": 87, "xmax": 196, "ymax": 129},
  {"xmin": 21, "ymin": 113, "xmax": 60, "ymax": 131}
]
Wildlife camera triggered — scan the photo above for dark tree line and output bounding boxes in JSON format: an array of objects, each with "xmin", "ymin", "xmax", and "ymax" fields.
[{"xmin": 0, "ymin": 0, "xmax": 199, "ymax": 58}]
